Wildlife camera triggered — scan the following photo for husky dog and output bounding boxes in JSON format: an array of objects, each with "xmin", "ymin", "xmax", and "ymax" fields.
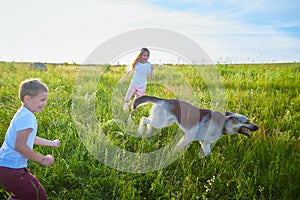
[{"xmin": 132, "ymin": 95, "xmax": 259, "ymax": 157}]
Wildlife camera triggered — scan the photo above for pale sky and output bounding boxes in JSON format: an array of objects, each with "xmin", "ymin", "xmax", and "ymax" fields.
[{"xmin": 1, "ymin": 0, "xmax": 299, "ymax": 64}]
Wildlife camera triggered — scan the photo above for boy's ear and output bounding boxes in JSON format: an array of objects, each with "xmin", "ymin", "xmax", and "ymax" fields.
[{"xmin": 23, "ymin": 95, "xmax": 31, "ymax": 103}]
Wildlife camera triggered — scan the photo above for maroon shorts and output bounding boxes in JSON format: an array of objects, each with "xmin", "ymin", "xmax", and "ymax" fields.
[{"xmin": 0, "ymin": 166, "xmax": 47, "ymax": 200}]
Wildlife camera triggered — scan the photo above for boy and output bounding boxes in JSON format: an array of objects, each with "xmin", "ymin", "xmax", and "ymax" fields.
[{"xmin": 0, "ymin": 78, "xmax": 60, "ymax": 200}]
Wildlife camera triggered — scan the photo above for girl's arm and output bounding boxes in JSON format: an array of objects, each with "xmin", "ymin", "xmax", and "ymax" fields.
[
  {"xmin": 15, "ymin": 129, "xmax": 54, "ymax": 166},
  {"xmin": 148, "ymin": 64, "xmax": 154, "ymax": 79},
  {"xmin": 35, "ymin": 136, "xmax": 60, "ymax": 147},
  {"xmin": 119, "ymin": 70, "xmax": 132, "ymax": 84}
]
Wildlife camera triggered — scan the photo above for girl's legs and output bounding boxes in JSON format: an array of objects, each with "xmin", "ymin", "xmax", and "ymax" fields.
[
  {"xmin": 123, "ymin": 85, "xmax": 146, "ymax": 110},
  {"xmin": 123, "ymin": 85, "xmax": 135, "ymax": 110},
  {"xmin": 135, "ymin": 87, "xmax": 146, "ymax": 99}
]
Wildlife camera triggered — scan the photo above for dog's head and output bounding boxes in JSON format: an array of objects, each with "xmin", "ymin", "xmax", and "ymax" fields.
[{"xmin": 222, "ymin": 112, "xmax": 259, "ymax": 137}]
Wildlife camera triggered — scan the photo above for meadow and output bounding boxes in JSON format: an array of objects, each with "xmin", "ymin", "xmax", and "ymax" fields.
[{"xmin": 0, "ymin": 62, "xmax": 299, "ymax": 200}]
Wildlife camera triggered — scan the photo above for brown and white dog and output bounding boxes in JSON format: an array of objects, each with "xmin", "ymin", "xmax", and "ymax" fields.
[{"xmin": 132, "ymin": 95, "xmax": 259, "ymax": 157}]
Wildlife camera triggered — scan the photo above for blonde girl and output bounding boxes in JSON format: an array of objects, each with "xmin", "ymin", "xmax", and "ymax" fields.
[{"xmin": 119, "ymin": 48, "xmax": 154, "ymax": 110}]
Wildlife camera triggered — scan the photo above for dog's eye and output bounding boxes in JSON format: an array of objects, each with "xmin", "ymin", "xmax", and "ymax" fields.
[
  {"xmin": 231, "ymin": 117, "xmax": 238, "ymax": 123},
  {"xmin": 242, "ymin": 119, "xmax": 250, "ymax": 123}
]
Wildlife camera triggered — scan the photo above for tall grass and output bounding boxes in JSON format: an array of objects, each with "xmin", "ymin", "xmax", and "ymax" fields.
[{"xmin": 0, "ymin": 62, "xmax": 299, "ymax": 199}]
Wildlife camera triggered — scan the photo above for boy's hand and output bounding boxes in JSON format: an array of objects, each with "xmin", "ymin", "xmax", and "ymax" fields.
[
  {"xmin": 52, "ymin": 139, "xmax": 60, "ymax": 147},
  {"xmin": 41, "ymin": 155, "xmax": 54, "ymax": 166}
]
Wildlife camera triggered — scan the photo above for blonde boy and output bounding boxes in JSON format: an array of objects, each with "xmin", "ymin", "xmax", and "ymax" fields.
[{"xmin": 0, "ymin": 78, "xmax": 60, "ymax": 200}]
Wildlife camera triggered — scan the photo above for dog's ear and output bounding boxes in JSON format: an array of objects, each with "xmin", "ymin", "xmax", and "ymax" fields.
[{"xmin": 225, "ymin": 112, "xmax": 235, "ymax": 116}]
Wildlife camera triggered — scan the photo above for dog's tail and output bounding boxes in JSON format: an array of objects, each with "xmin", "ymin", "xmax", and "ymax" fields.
[{"xmin": 133, "ymin": 95, "xmax": 163, "ymax": 110}]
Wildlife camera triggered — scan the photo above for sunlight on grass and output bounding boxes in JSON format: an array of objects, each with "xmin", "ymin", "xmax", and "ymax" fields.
[{"xmin": 0, "ymin": 62, "xmax": 299, "ymax": 199}]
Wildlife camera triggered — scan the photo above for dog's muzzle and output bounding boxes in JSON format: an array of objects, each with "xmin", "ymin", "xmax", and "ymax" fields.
[{"xmin": 238, "ymin": 124, "xmax": 259, "ymax": 137}]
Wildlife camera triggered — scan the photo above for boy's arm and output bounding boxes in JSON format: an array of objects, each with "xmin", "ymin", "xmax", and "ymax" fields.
[
  {"xmin": 15, "ymin": 129, "xmax": 54, "ymax": 166},
  {"xmin": 35, "ymin": 136, "xmax": 60, "ymax": 147}
]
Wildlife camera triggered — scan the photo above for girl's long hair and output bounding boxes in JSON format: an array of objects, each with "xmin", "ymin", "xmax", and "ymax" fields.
[{"xmin": 131, "ymin": 48, "xmax": 150, "ymax": 69}]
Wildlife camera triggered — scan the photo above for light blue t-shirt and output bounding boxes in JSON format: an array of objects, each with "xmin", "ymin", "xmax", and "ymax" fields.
[
  {"xmin": 130, "ymin": 61, "xmax": 152, "ymax": 87},
  {"xmin": 0, "ymin": 106, "xmax": 37, "ymax": 168}
]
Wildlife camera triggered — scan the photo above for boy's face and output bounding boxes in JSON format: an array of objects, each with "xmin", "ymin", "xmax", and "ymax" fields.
[{"xmin": 24, "ymin": 92, "xmax": 48, "ymax": 113}]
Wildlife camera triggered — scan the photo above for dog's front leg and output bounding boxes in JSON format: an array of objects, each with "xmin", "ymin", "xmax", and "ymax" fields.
[
  {"xmin": 176, "ymin": 135, "xmax": 193, "ymax": 149},
  {"xmin": 199, "ymin": 112, "xmax": 225, "ymax": 157},
  {"xmin": 146, "ymin": 124, "xmax": 152, "ymax": 135},
  {"xmin": 200, "ymin": 141, "xmax": 211, "ymax": 157},
  {"xmin": 138, "ymin": 117, "xmax": 151, "ymax": 136}
]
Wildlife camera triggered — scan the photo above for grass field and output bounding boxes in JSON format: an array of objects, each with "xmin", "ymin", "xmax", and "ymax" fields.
[{"xmin": 0, "ymin": 62, "xmax": 299, "ymax": 199}]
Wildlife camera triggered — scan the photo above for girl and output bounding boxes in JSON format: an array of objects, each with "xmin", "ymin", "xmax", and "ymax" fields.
[
  {"xmin": 119, "ymin": 47, "xmax": 154, "ymax": 110},
  {"xmin": 0, "ymin": 78, "xmax": 60, "ymax": 200}
]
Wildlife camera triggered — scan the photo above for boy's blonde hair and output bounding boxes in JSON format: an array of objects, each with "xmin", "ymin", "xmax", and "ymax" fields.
[{"xmin": 19, "ymin": 78, "xmax": 48, "ymax": 102}]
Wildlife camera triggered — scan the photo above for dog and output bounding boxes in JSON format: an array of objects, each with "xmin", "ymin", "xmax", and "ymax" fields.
[{"xmin": 132, "ymin": 95, "xmax": 259, "ymax": 157}]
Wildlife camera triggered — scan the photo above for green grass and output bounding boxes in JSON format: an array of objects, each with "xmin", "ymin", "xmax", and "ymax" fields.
[{"xmin": 0, "ymin": 62, "xmax": 299, "ymax": 199}]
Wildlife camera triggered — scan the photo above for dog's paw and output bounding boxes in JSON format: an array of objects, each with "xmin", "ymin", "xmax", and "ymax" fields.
[
  {"xmin": 198, "ymin": 151, "xmax": 206, "ymax": 158},
  {"xmin": 198, "ymin": 151, "xmax": 210, "ymax": 158},
  {"xmin": 137, "ymin": 127, "xmax": 144, "ymax": 137},
  {"xmin": 146, "ymin": 124, "xmax": 152, "ymax": 135}
]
